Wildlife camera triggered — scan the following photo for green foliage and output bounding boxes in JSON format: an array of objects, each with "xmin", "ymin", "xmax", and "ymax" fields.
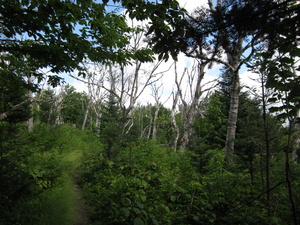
[
  {"xmin": 131, "ymin": 105, "xmax": 173, "ymax": 145},
  {"xmin": 0, "ymin": 124, "xmax": 65, "ymax": 224},
  {"xmin": 99, "ymin": 93, "xmax": 123, "ymax": 159},
  {"xmin": 155, "ymin": 106, "xmax": 173, "ymax": 145},
  {"xmin": 80, "ymin": 138, "xmax": 286, "ymax": 224},
  {"xmin": 0, "ymin": 0, "xmax": 134, "ymax": 75},
  {"xmin": 192, "ymin": 94, "xmax": 227, "ymax": 150},
  {"xmin": 0, "ymin": 53, "xmax": 33, "ymax": 122},
  {"xmin": 61, "ymin": 85, "xmax": 88, "ymax": 126},
  {"xmin": 118, "ymin": 0, "xmax": 188, "ymax": 61},
  {"xmin": 80, "ymin": 140, "xmax": 196, "ymax": 224},
  {"xmin": 36, "ymin": 89, "xmax": 57, "ymax": 125},
  {"xmin": 0, "ymin": 123, "xmax": 100, "ymax": 224}
]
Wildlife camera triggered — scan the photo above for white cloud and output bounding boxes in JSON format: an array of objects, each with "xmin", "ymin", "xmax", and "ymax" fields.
[
  {"xmin": 73, "ymin": 79, "xmax": 88, "ymax": 93},
  {"xmin": 240, "ymin": 70, "xmax": 260, "ymax": 92}
]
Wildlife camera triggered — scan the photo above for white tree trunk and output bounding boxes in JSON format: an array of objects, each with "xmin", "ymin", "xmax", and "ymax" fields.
[
  {"xmin": 81, "ymin": 98, "xmax": 91, "ymax": 130},
  {"xmin": 171, "ymin": 110, "xmax": 180, "ymax": 151},
  {"xmin": 152, "ymin": 105, "xmax": 159, "ymax": 140},
  {"xmin": 224, "ymin": 71, "xmax": 240, "ymax": 165},
  {"xmin": 27, "ymin": 75, "xmax": 34, "ymax": 131},
  {"xmin": 54, "ymin": 88, "xmax": 64, "ymax": 126}
]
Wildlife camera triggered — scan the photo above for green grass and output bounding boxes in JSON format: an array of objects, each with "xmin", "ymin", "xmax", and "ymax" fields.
[
  {"xmin": 38, "ymin": 177, "xmax": 76, "ymax": 225},
  {"xmin": 34, "ymin": 149, "xmax": 86, "ymax": 225}
]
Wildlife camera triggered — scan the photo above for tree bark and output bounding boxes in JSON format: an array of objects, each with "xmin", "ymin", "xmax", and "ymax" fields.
[
  {"xmin": 54, "ymin": 88, "xmax": 64, "ymax": 126},
  {"xmin": 171, "ymin": 109, "xmax": 180, "ymax": 151},
  {"xmin": 81, "ymin": 98, "xmax": 91, "ymax": 130},
  {"xmin": 261, "ymin": 72, "xmax": 271, "ymax": 214},
  {"xmin": 27, "ymin": 75, "xmax": 34, "ymax": 131},
  {"xmin": 152, "ymin": 105, "xmax": 159, "ymax": 140},
  {"xmin": 224, "ymin": 70, "xmax": 240, "ymax": 165}
]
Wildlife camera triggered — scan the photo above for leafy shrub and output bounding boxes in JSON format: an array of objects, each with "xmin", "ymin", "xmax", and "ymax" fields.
[
  {"xmin": 0, "ymin": 124, "xmax": 101, "ymax": 224},
  {"xmin": 80, "ymin": 139, "xmax": 294, "ymax": 225},
  {"xmin": 80, "ymin": 139, "xmax": 201, "ymax": 224}
]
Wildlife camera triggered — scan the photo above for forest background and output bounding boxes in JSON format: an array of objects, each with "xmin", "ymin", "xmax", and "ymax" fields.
[{"xmin": 1, "ymin": 0, "xmax": 300, "ymax": 224}]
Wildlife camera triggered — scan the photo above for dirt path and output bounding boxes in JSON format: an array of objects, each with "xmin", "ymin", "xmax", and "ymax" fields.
[
  {"xmin": 72, "ymin": 173, "xmax": 91, "ymax": 225},
  {"xmin": 63, "ymin": 149, "xmax": 91, "ymax": 225}
]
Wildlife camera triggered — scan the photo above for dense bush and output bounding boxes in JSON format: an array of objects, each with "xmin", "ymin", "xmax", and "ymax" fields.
[
  {"xmin": 79, "ymin": 139, "xmax": 283, "ymax": 225},
  {"xmin": 0, "ymin": 123, "xmax": 101, "ymax": 224}
]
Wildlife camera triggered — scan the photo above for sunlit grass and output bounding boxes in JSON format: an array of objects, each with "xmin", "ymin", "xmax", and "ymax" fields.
[
  {"xmin": 35, "ymin": 149, "xmax": 85, "ymax": 225},
  {"xmin": 38, "ymin": 176, "xmax": 76, "ymax": 225}
]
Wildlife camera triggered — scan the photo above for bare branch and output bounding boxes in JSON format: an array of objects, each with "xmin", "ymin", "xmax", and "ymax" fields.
[{"xmin": 0, "ymin": 99, "xmax": 29, "ymax": 120}]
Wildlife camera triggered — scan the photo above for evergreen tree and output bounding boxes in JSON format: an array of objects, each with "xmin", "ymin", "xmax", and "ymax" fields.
[{"xmin": 100, "ymin": 92, "xmax": 122, "ymax": 159}]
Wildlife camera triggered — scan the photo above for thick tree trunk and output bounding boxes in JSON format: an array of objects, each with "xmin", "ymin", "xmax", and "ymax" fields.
[{"xmin": 224, "ymin": 71, "xmax": 240, "ymax": 165}]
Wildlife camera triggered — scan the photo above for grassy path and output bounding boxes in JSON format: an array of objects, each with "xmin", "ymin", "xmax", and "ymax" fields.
[{"xmin": 38, "ymin": 149, "xmax": 90, "ymax": 225}]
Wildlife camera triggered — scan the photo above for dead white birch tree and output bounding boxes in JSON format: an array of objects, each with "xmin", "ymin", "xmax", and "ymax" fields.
[
  {"xmin": 102, "ymin": 23, "xmax": 169, "ymax": 135},
  {"xmin": 54, "ymin": 85, "xmax": 65, "ymax": 126},
  {"xmin": 81, "ymin": 63, "xmax": 106, "ymax": 132},
  {"xmin": 150, "ymin": 82, "xmax": 171, "ymax": 140},
  {"xmin": 170, "ymin": 62, "xmax": 186, "ymax": 151},
  {"xmin": 27, "ymin": 75, "xmax": 34, "ymax": 131},
  {"xmin": 186, "ymin": 1, "xmax": 262, "ymax": 164},
  {"xmin": 174, "ymin": 59, "xmax": 217, "ymax": 151}
]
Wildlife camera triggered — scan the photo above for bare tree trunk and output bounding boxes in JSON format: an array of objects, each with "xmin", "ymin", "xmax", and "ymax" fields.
[
  {"xmin": 152, "ymin": 105, "xmax": 159, "ymax": 140},
  {"xmin": 27, "ymin": 75, "xmax": 34, "ymax": 131},
  {"xmin": 178, "ymin": 62, "xmax": 215, "ymax": 151},
  {"xmin": 206, "ymin": 1, "xmax": 258, "ymax": 165},
  {"xmin": 150, "ymin": 83, "xmax": 166, "ymax": 140},
  {"xmin": 171, "ymin": 63, "xmax": 184, "ymax": 151},
  {"xmin": 54, "ymin": 87, "xmax": 64, "ymax": 126},
  {"xmin": 147, "ymin": 105, "xmax": 153, "ymax": 140},
  {"xmin": 224, "ymin": 71, "xmax": 240, "ymax": 165},
  {"xmin": 171, "ymin": 109, "xmax": 180, "ymax": 151},
  {"xmin": 82, "ymin": 98, "xmax": 91, "ymax": 130},
  {"xmin": 95, "ymin": 110, "xmax": 102, "ymax": 137},
  {"xmin": 261, "ymin": 72, "xmax": 271, "ymax": 215}
]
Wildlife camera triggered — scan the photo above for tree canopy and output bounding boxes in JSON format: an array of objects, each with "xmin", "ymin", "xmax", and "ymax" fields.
[{"xmin": 0, "ymin": 0, "xmax": 135, "ymax": 82}]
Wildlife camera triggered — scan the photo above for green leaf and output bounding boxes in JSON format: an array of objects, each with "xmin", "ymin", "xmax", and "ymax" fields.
[
  {"xmin": 120, "ymin": 208, "xmax": 130, "ymax": 217},
  {"xmin": 290, "ymin": 47, "xmax": 300, "ymax": 57},
  {"xmin": 140, "ymin": 195, "xmax": 147, "ymax": 202},
  {"xmin": 268, "ymin": 97, "xmax": 277, "ymax": 103},
  {"xmin": 133, "ymin": 207, "xmax": 141, "ymax": 214},
  {"xmin": 170, "ymin": 195, "xmax": 177, "ymax": 202},
  {"xmin": 134, "ymin": 218, "xmax": 144, "ymax": 225},
  {"xmin": 280, "ymin": 57, "xmax": 294, "ymax": 65}
]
